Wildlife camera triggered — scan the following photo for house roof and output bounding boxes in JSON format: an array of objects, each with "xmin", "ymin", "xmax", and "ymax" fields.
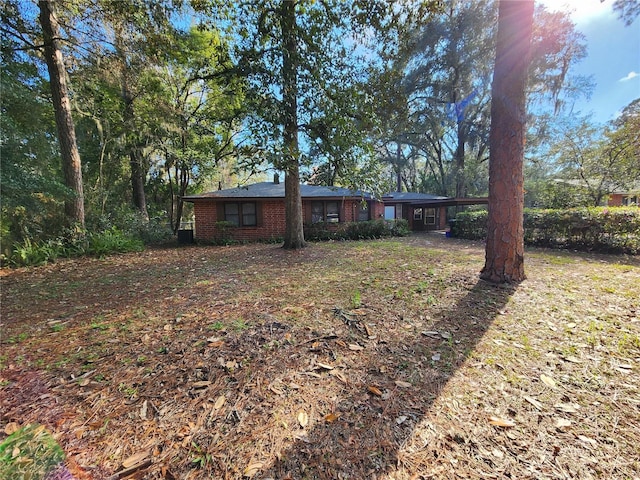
[
  {"xmin": 381, "ymin": 192, "xmax": 488, "ymax": 207},
  {"xmin": 382, "ymin": 192, "xmax": 450, "ymax": 202},
  {"xmin": 182, "ymin": 182, "xmax": 372, "ymax": 201}
]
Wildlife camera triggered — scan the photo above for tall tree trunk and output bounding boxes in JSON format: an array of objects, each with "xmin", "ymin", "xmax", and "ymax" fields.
[
  {"xmin": 481, "ymin": 0, "xmax": 534, "ymax": 284},
  {"xmin": 454, "ymin": 123, "xmax": 466, "ymax": 198},
  {"xmin": 38, "ymin": 0, "xmax": 85, "ymax": 228},
  {"xmin": 116, "ymin": 27, "xmax": 149, "ymax": 222},
  {"xmin": 129, "ymin": 147, "xmax": 149, "ymax": 221},
  {"xmin": 281, "ymin": 0, "xmax": 306, "ymax": 249}
]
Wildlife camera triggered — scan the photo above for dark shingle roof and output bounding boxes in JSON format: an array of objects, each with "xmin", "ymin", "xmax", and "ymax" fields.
[
  {"xmin": 183, "ymin": 182, "xmax": 372, "ymax": 201},
  {"xmin": 382, "ymin": 191, "xmax": 450, "ymax": 202}
]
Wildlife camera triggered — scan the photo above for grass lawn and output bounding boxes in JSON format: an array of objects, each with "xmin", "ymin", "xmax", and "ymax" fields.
[{"xmin": 1, "ymin": 233, "xmax": 639, "ymax": 479}]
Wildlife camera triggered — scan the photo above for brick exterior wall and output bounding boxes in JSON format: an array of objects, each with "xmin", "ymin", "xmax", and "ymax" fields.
[
  {"xmin": 608, "ymin": 193, "xmax": 639, "ymax": 206},
  {"xmin": 192, "ymin": 198, "xmax": 385, "ymax": 242}
]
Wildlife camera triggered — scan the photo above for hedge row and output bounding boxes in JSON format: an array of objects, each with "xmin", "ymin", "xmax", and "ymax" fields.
[
  {"xmin": 452, "ymin": 207, "xmax": 640, "ymax": 255},
  {"xmin": 305, "ymin": 219, "xmax": 411, "ymax": 242}
]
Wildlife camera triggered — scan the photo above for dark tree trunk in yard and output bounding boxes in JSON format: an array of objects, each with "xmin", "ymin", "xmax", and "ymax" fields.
[
  {"xmin": 121, "ymin": 79, "xmax": 149, "ymax": 222},
  {"xmin": 481, "ymin": 0, "xmax": 534, "ymax": 284},
  {"xmin": 281, "ymin": 0, "xmax": 306, "ymax": 250},
  {"xmin": 38, "ymin": 0, "xmax": 85, "ymax": 228},
  {"xmin": 129, "ymin": 147, "xmax": 149, "ymax": 221}
]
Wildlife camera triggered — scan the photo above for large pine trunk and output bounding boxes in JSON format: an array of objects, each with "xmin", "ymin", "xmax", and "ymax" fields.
[
  {"xmin": 38, "ymin": 0, "xmax": 85, "ymax": 228},
  {"xmin": 280, "ymin": 0, "xmax": 306, "ymax": 249},
  {"xmin": 481, "ymin": 0, "xmax": 534, "ymax": 284}
]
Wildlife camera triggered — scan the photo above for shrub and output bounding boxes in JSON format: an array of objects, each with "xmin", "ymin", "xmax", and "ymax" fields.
[
  {"xmin": 305, "ymin": 219, "xmax": 410, "ymax": 242},
  {"xmin": 87, "ymin": 210, "xmax": 173, "ymax": 245},
  {"xmin": 11, "ymin": 238, "xmax": 63, "ymax": 267},
  {"xmin": 86, "ymin": 227, "xmax": 144, "ymax": 257},
  {"xmin": 210, "ymin": 221, "xmax": 238, "ymax": 245},
  {"xmin": 452, "ymin": 207, "xmax": 639, "ymax": 254}
]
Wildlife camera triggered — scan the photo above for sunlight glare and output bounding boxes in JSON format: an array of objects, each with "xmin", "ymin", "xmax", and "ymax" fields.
[{"xmin": 537, "ymin": 0, "xmax": 612, "ymax": 24}]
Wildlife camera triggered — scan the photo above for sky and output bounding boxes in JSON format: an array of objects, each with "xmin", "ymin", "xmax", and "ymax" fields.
[{"xmin": 537, "ymin": 0, "xmax": 640, "ymax": 124}]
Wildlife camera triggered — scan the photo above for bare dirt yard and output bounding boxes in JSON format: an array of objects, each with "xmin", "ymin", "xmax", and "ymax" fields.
[{"xmin": 1, "ymin": 233, "xmax": 639, "ymax": 479}]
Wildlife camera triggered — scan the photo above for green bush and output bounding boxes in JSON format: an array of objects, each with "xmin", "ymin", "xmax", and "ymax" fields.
[
  {"xmin": 87, "ymin": 210, "xmax": 173, "ymax": 245},
  {"xmin": 451, "ymin": 210, "xmax": 487, "ymax": 240},
  {"xmin": 86, "ymin": 227, "xmax": 144, "ymax": 257},
  {"xmin": 305, "ymin": 219, "xmax": 410, "ymax": 242},
  {"xmin": 452, "ymin": 207, "xmax": 639, "ymax": 254},
  {"xmin": 11, "ymin": 238, "xmax": 63, "ymax": 266},
  {"xmin": 8, "ymin": 227, "xmax": 144, "ymax": 266},
  {"xmin": 210, "ymin": 221, "xmax": 238, "ymax": 245}
]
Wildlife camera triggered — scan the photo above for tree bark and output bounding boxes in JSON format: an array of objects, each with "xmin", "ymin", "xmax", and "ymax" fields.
[
  {"xmin": 129, "ymin": 147, "xmax": 149, "ymax": 221},
  {"xmin": 115, "ymin": 26, "xmax": 149, "ymax": 222},
  {"xmin": 38, "ymin": 0, "xmax": 85, "ymax": 228},
  {"xmin": 481, "ymin": 0, "xmax": 534, "ymax": 284},
  {"xmin": 280, "ymin": 0, "xmax": 306, "ymax": 249}
]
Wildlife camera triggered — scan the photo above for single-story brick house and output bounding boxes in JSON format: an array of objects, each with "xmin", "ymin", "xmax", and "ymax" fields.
[
  {"xmin": 182, "ymin": 180, "xmax": 382, "ymax": 242},
  {"xmin": 182, "ymin": 178, "xmax": 487, "ymax": 242}
]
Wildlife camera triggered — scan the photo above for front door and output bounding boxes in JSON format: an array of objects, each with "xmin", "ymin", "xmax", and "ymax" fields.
[{"xmin": 384, "ymin": 205, "xmax": 396, "ymax": 220}]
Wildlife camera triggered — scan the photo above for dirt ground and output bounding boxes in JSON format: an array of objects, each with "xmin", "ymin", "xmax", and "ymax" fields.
[{"xmin": 1, "ymin": 233, "xmax": 639, "ymax": 479}]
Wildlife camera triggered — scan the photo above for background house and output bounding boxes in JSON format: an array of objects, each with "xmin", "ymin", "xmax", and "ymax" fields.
[{"xmin": 607, "ymin": 184, "xmax": 639, "ymax": 206}]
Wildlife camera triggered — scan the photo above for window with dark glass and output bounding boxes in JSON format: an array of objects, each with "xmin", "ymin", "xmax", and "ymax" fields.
[
  {"xmin": 311, "ymin": 201, "xmax": 340, "ymax": 223},
  {"xmin": 425, "ymin": 208, "xmax": 436, "ymax": 225},
  {"xmin": 242, "ymin": 202, "xmax": 256, "ymax": 226},
  {"xmin": 414, "ymin": 208, "xmax": 423, "ymax": 220},
  {"xmin": 357, "ymin": 201, "xmax": 369, "ymax": 221},
  {"xmin": 311, "ymin": 201, "xmax": 324, "ymax": 223},
  {"xmin": 326, "ymin": 201, "xmax": 339, "ymax": 222},
  {"xmin": 224, "ymin": 202, "xmax": 256, "ymax": 226}
]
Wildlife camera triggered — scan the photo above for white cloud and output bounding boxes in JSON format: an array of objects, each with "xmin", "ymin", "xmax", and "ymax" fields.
[{"xmin": 619, "ymin": 71, "xmax": 640, "ymax": 82}]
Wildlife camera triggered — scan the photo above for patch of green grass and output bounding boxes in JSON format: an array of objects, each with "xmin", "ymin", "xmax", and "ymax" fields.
[
  {"xmin": 0, "ymin": 424, "xmax": 65, "ymax": 479},
  {"xmin": 618, "ymin": 333, "xmax": 640, "ymax": 355},
  {"xmin": 231, "ymin": 319, "xmax": 249, "ymax": 332},
  {"xmin": 118, "ymin": 383, "xmax": 138, "ymax": 399},
  {"xmin": 350, "ymin": 289, "xmax": 362, "ymax": 309},
  {"xmin": 6, "ymin": 332, "xmax": 29, "ymax": 344},
  {"xmin": 546, "ymin": 255, "xmax": 576, "ymax": 265},
  {"xmin": 90, "ymin": 321, "xmax": 110, "ymax": 331},
  {"xmin": 411, "ymin": 280, "xmax": 430, "ymax": 294},
  {"xmin": 208, "ymin": 321, "xmax": 225, "ymax": 331}
]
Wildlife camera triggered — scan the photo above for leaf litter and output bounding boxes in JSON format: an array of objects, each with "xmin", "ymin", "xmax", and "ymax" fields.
[{"xmin": 1, "ymin": 234, "xmax": 639, "ymax": 479}]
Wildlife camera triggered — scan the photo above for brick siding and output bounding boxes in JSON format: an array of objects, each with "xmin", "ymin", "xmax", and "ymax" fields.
[{"xmin": 192, "ymin": 198, "xmax": 386, "ymax": 242}]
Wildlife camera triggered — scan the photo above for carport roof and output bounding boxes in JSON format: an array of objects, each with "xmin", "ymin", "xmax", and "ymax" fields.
[{"xmin": 382, "ymin": 191, "xmax": 488, "ymax": 207}]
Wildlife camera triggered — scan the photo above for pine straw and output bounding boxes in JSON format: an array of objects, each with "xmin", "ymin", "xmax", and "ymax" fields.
[{"xmin": 1, "ymin": 233, "xmax": 639, "ymax": 479}]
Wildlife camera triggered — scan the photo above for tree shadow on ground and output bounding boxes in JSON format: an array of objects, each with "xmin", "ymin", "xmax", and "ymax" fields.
[
  {"xmin": 1, "ymin": 239, "xmax": 518, "ymax": 479},
  {"xmin": 259, "ymin": 279, "xmax": 517, "ymax": 479}
]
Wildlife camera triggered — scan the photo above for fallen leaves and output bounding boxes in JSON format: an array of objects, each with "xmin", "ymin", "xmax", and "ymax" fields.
[
  {"xmin": 213, "ymin": 395, "xmax": 226, "ymax": 410},
  {"xmin": 367, "ymin": 385, "xmax": 383, "ymax": 397},
  {"xmin": 540, "ymin": 374, "xmax": 557, "ymax": 389},
  {"xmin": 243, "ymin": 461, "xmax": 263, "ymax": 477},
  {"xmin": 324, "ymin": 412, "xmax": 340, "ymax": 423},
  {"xmin": 488, "ymin": 416, "xmax": 516, "ymax": 428},
  {"xmin": 297, "ymin": 411, "xmax": 309, "ymax": 428},
  {"xmin": 523, "ymin": 396, "xmax": 543, "ymax": 411},
  {"xmin": 2, "ymin": 235, "xmax": 639, "ymax": 480},
  {"xmin": 555, "ymin": 418, "xmax": 572, "ymax": 431},
  {"xmin": 394, "ymin": 380, "xmax": 412, "ymax": 388}
]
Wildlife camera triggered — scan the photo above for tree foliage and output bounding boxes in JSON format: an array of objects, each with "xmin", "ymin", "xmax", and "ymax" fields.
[{"xmin": 370, "ymin": 1, "xmax": 590, "ymax": 200}]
